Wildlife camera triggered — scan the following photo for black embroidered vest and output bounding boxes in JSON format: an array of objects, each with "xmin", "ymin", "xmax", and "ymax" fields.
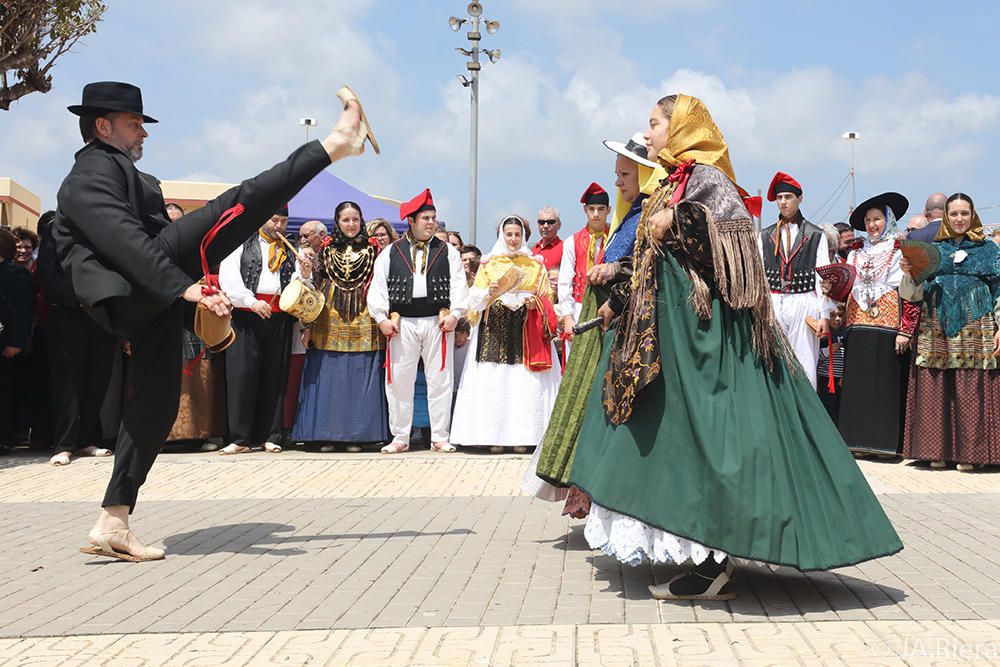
[
  {"xmin": 760, "ymin": 219, "xmax": 823, "ymax": 294},
  {"xmin": 239, "ymin": 236, "xmax": 295, "ymax": 293},
  {"xmin": 387, "ymin": 237, "xmax": 451, "ymax": 317}
]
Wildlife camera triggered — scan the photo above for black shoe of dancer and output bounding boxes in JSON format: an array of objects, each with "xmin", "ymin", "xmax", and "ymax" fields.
[{"xmin": 649, "ymin": 557, "xmax": 735, "ymax": 600}]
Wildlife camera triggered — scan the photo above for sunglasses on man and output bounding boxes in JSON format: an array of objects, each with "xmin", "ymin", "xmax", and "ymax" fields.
[{"xmin": 537, "ymin": 219, "xmax": 559, "ymax": 226}]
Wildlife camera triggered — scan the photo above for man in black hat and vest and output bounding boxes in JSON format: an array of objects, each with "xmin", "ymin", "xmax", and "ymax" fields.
[
  {"xmin": 218, "ymin": 206, "xmax": 301, "ymax": 455},
  {"xmin": 53, "ymin": 81, "xmax": 373, "ymax": 561},
  {"xmin": 366, "ymin": 188, "xmax": 468, "ymax": 454},
  {"xmin": 759, "ymin": 172, "xmax": 832, "ymax": 389}
]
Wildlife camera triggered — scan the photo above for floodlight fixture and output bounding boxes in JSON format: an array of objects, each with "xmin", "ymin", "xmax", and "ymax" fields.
[
  {"xmin": 485, "ymin": 19, "xmax": 500, "ymax": 34},
  {"xmin": 484, "ymin": 48, "xmax": 501, "ymax": 64},
  {"xmin": 449, "ymin": 16, "xmax": 465, "ymax": 31},
  {"xmin": 467, "ymin": 2, "xmax": 483, "ymax": 17}
]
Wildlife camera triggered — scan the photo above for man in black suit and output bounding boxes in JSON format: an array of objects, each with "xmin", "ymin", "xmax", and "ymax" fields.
[{"xmin": 54, "ymin": 81, "xmax": 370, "ymax": 561}]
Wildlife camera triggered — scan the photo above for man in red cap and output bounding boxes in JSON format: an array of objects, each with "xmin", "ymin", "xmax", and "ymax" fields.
[
  {"xmin": 759, "ymin": 172, "xmax": 832, "ymax": 389},
  {"xmin": 366, "ymin": 188, "xmax": 468, "ymax": 454},
  {"xmin": 556, "ymin": 182, "xmax": 610, "ymax": 347}
]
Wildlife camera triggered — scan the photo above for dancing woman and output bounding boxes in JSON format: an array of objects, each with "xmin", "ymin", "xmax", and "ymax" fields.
[{"xmin": 568, "ymin": 94, "xmax": 902, "ymax": 600}]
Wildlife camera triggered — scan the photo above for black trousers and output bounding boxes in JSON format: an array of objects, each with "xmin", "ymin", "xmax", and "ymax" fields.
[
  {"xmin": 48, "ymin": 305, "xmax": 119, "ymax": 452},
  {"xmin": 0, "ymin": 355, "xmax": 17, "ymax": 447},
  {"xmin": 226, "ymin": 310, "xmax": 292, "ymax": 445},
  {"xmin": 99, "ymin": 141, "xmax": 331, "ymax": 511}
]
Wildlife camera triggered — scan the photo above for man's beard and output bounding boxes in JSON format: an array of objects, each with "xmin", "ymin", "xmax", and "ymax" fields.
[{"xmin": 127, "ymin": 145, "xmax": 143, "ymax": 162}]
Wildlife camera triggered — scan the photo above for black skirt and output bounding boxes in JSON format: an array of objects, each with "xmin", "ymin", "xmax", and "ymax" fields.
[{"xmin": 837, "ymin": 326, "xmax": 910, "ymax": 455}]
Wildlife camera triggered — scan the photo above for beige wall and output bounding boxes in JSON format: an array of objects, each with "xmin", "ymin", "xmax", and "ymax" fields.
[
  {"xmin": 159, "ymin": 180, "xmax": 235, "ymax": 215},
  {"xmin": 0, "ymin": 178, "xmax": 42, "ymax": 231}
]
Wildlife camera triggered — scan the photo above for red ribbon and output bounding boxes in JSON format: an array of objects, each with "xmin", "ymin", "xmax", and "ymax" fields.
[
  {"xmin": 182, "ymin": 348, "xmax": 206, "ymax": 377},
  {"xmin": 384, "ymin": 333, "xmax": 394, "ymax": 384},
  {"xmin": 826, "ymin": 332, "xmax": 836, "ymax": 395},
  {"xmin": 440, "ymin": 330, "xmax": 448, "ymax": 371},
  {"xmin": 199, "ymin": 203, "xmax": 246, "ymax": 296}
]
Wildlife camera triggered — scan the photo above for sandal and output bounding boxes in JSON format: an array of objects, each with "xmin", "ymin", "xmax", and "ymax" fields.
[
  {"xmin": 263, "ymin": 442, "xmax": 282, "ymax": 453},
  {"xmin": 381, "ymin": 441, "xmax": 409, "ymax": 454},
  {"xmin": 79, "ymin": 445, "xmax": 112, "ymax": 457},
  {"xmin": 431, "ymin": 441, "xmax": 456, "ymax": 453},
  {"xmin": 649, "ymin": 558, "xmax": 735, "ymax": 601},
  {"xmin": 80, "ymin": 528, "xmax": 165, "ymax": 562},
  {"xmin": 49, "ymin": 452, "xmax": 72, "ymax": 466},
  {"xmin": 336, "ymin": 85, "xmax": 380, "ymax": 154},
  {"xmin": 219, "ymin": 443, "xmax": 251, "ymax": 456}
]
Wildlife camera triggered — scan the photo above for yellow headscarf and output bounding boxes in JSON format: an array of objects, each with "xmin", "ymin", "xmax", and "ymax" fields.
[
  {"xmin": 934, "ymin": 197, "xmax": 986, "ymax": 243},
  {"xmin": 655, "ymin": 94, "xmax": 748, "ymax": 198},
  {"xmin": 608, "ymin": 163, "xmax": 669, "ymax": 238}
]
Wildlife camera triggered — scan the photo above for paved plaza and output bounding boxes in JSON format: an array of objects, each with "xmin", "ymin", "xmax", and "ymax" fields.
[{"xmin": 0, "ymin": 450, "xmax": 998, "ymax": 665}]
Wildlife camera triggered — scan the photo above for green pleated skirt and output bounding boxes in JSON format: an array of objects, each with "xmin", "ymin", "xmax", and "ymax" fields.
[
  {"xmin": 569, "ymin": 254, "xmax": 903, "ymax": 571},
  {"xmin": 535, "ymin": 286, "xmax": 606, "ymax": 487}
]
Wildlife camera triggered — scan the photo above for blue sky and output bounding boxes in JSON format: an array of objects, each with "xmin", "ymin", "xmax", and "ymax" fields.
[{"xmin": 3, "ymin": 0, "xmax": 1000, "ymax": 241}]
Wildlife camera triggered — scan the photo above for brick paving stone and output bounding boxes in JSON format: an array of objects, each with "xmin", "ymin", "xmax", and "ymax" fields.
[{"xmin": 1, "ymin": 451, "xmax": 999, "ymax": 664}]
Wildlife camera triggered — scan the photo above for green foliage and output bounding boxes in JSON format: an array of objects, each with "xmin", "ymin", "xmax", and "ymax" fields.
[{"xmin": 0, "ymin": 0, "xmax": 107, "ymax": 110}]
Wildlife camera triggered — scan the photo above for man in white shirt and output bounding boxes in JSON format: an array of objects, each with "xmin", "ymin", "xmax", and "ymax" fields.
[
  {"xmin": 759, "ymin": 172, "xmax": 832, "ymax": 389},
  {"xmin": 366, "ymin": 189, "xmax": 468, "ymax": 454},
  {"xmin": 219, "ymin": 206, "xmax": 302, "ymax": 454},
  {"xmin": 556, "ymin": 182, "xmax": 610, "ymax": 358}
]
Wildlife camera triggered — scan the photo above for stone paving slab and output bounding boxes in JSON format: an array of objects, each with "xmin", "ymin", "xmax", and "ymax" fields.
[
  {"xmin": 1, "ymin": 452, "xmax": 997, "ymax": 504},
  {"xmin": 2, "ymin": 452, "xmax": 998, "ymax": 664},
  {"xmin": 1, "ymin": 620, "xmax": 999, "ymax": 666},
  {"xmin": 0, "ymin": 493, "xmax": 998, "ymax": 638}
]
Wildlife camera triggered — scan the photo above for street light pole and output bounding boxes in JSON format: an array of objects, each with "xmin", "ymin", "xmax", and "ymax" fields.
[
  {"xmin": 468, "ymin": 16, "xmax": 481, "ymax": 247},
  {"xmin": 842, "ymin": 131, "xmax": 860, "ymax": 213},
  {"xmin": 300, "ymin": 117, "xmax": 317, "ymax": 143},
  {"xmin": 450, "ymin": 2, "xmax": 500, "ymax": 247}
]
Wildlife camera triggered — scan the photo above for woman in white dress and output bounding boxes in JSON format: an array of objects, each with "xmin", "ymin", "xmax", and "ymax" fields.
[{"xmin": 450, "ymin": 216, "xmax": 561, "ymax": 452}]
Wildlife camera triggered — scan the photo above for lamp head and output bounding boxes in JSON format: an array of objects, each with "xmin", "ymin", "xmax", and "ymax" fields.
[
  {"xmin": 449, "ymin": 16, "xmax": 465, "ymax": 31},
  {"xmin": 484, "ymin": 48, "xmax": 501, "ymax": 64},
  {"xmin": 467, "ymin": 2, "xmax": 483, "ymax": 17},
  {"xmin": 485, "ymin": 19, "xmax": 500, "ymax": 34}
]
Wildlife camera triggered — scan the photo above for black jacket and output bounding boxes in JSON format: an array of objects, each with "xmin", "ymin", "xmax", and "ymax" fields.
[
  {"xmin": 52, "ymin": 141, "xmax": 193, "ymax": 330},
  {"xmin": 0, "ymin": 260, "xmax": 34, "ymax": 348},
  {"xmin": 53, "ymin": 139, "xmax": 332, "ymax": 336},
  {"xmin": 36, "ymin": 212, "xmax": 79, "ymax": 308}
]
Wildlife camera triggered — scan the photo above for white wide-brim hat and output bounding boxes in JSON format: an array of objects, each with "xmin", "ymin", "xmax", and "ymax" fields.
[{"xmin": 603, "ymin": 132, "xmax": 658, "ymax": 168}]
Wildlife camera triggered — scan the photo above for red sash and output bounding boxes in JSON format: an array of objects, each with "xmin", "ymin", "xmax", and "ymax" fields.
[{"xmin": 523, "ymin": 295, "xmax": 558, "ymax": 371}]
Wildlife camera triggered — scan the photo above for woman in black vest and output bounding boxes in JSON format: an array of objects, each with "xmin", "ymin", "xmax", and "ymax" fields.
[{"xmin": 293, "ymin": 201, "xmax": 389, "ymax": 447}]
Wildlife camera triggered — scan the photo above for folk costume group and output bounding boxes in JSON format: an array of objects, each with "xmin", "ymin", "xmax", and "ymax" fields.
[{"xmin": 60, "ymin": 79, "xmax": 1000, "ymax": 603}]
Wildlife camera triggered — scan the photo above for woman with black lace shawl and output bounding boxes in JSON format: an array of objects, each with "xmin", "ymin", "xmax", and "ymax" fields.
[
  {"xmin": 567, "ymin": 95, "xmax": 902, "ymax": 601},
  {"xmin": 292, "ymin": 201, "xmax": 389, "ymax": 446}
]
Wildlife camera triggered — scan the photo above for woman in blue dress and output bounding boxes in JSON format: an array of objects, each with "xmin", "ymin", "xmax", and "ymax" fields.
[{"xmin": 293, "ymin": 201, "xmax": 389, "ymax": 446}]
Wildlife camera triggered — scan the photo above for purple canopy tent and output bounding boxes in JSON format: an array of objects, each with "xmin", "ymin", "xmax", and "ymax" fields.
[{"xmin": 287, "ymin": 169, "xmax": 402, "ymax": 234}]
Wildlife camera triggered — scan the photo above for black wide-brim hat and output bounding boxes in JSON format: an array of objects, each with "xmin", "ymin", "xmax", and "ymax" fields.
[
  {"xmin": 849, "ymin": 192, "xmax": 908, "ymax": 231},
  {"xmin": 68, "ymin": 81, "xmax": 158, "ymax": 123}
]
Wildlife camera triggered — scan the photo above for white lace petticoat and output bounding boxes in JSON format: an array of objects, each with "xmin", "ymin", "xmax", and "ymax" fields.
[{"xmin": 584, "ymin": 503, "xmax": 774, "ymax": 570}]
